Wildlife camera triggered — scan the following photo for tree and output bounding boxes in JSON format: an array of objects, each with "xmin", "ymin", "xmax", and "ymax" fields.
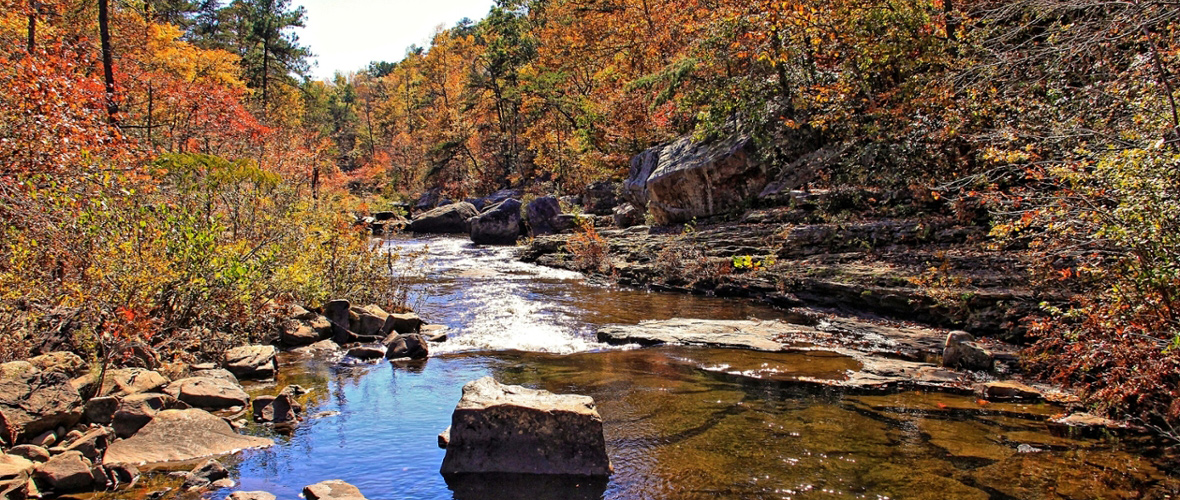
[{"xmin": 229, "ymin": 0, "xmax": 311, "ymax": 105}]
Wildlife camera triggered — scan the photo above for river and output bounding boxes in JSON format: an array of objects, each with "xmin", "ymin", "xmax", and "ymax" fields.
[{"xmin": 145, "ymin": 235, "xmax": 1175, "ymax": 500}]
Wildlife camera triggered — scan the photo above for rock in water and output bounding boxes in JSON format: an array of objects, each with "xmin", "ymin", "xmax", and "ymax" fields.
[
  {"xmin": 227, "ymin": 491, "xmax": 277, "ymax": 500},
  {"xmin": 103, "ymin": 409, "xmax": 274, "ymax": 465},
  {"xmin": 624, "ymin": 133, "xmax": 765, "ymax": 224},
  {"xmin": 303, "ymin": 480, "xmax": 368, "ymax": 500},
  {"xmin": 223, "ymin": 345, "xmax": 277, "ymax": 380},
  {"xmin": 383, "ymin": 334, "xmax": 429, "ymax": 360},
  {"xmin": 408, "ymin": 202, "xmax": 478, "ymax": 234},
  {"xmin": 0, "ymin": 371, "xmax": 82, "ymax": 445},
  {"xmin": 471, "ymin": 199, "xmax": 523, "ymax": 245},
  {"xmin": 942, "ymin": 331, "xmax": 993, "ymax": 371},
  {"xmin": 440, "ymin": 377, "xmax": 611, "ymax": 476}
]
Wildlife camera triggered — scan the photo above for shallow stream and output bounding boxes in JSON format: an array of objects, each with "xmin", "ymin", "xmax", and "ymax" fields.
[{"xmin": 128, "ymin": 236, "xmax": 1178, "ymax": 500}]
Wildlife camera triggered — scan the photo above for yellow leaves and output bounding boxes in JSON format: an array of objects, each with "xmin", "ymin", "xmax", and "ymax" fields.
[{"xmin": 145, "ymin": 23, "xmax": 244, "ymax": 88}]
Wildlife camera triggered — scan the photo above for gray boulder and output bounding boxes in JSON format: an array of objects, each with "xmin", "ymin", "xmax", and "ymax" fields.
[
  {"xmin": 471, "ymin": 199, "xmax": 523, "ymax": 245},
  {"xmin": 324, "ymin": 300, "xmax": 352, "ymax": 344},
  {"xmin": 440, "ymin": 377, "xmax": 611, "ymax": 476},
  {"xmin": 103, "ymin": 409, "xmax": 274, "ymax": 465},
  {"xmin": 526, "ymin": 196, "xmax": 562, "ymax": 236},
  {"xmin": 224, "ymin": 345, "xmax": 277, "ymax": 380},
  {"xmin": 624, "ymin": 133, "xmax": 765, "ymax": 224},
  {"xmin": 612, "ymin": 203, "xmax": 643, "ymax": 228},
  {"xmin": 942, "ymin": 331, "xmax": 993, "ymax": 371},
  {"xmin": 409, "ymin": 202, "xmax": 479, "ymax": 234},
  {"xmin": 0, "ymin": 371, "xmax": 82, "ymax": 445}
]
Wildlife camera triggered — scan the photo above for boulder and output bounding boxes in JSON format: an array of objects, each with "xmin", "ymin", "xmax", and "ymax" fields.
[
  {"xmin": 612, "ymin": 203, "xmax": 643, "ymax": 228},
  {"xmin": 303, "ymin": 480, "xmax": 368, "ymax": 500},
  {"xmin": 83, "ymin": 396, "xmax": 119, "ymax": 426},
  {"xmin": 182, "ymin": 459, "xmax": 228, "ymax": 489},
  {"xmin": 439, "ymin": 377, "xmax": 611, "ymax": 476},
  {"xmin": 422, "ymin": 324, "xmax": 448, "ymax": 342},
  {"xmin": 32, "ymin": 451, "xmax": 93, "ymax": 493},
  {"xmin": 29, "ymin": 430, "xmax": 56, "ymax": 447},
  {"xmin": 525, "ymin": 197, "xmax": 562, "ymax": 237},
  {"xmin": 624, "ymin": 133, "xmax": 765, "ymax": 224},
  {"xmin": 383, "ymin": 313, "xmax": 424, "ymax": 335},
  {"xmin": 62, "ymin": 426, "xmax": 114, "ymax": 462},
  {"xmin": 112, "ymin": 393, "xmax": 189, "ymax": 439},
  {"xmin": 72, "ymin": 368, "xmax": 169, "ymax": 398},
  {"xmin": 190, "ymin": 368, "xmax": 239, "ymax": 385},
  {"xmin": 164, "ymin": 377, "xmax": 249, "ymax": 410},
  {"xmin": 28, "ymin": 352, "xmax": 86, "ymax": 377},
  {"xmin": 280, "ymin": 315, "xmax": 332, "ymax": 347},
  {"xmin": 383, "ymin": 334, "xmax": 429, "ymax": 360},
  {"xmin": 0, "ymin": 454, "xmax": 35, "ymax": 498},
  {"xmin": 552, "ymin": 214, "xmax": 580, "ymax": 233},
  {"xmin": 103, "ymin": 409, "xmax": 274, "ymax": 465},
  {"xmin": 413, "ymin": 188, "xmax": 443, "ymax": 213},
  {"xmin": 942, "ymin": 331, "xmax": 993, "ymax": 371},
  {"xmin": 103, "ymin": 462, "xmax": 139, "ymax": 489},
  {"xmin": 980, "ymin": 381, "xmax": 1042, "ymax": 401},
  {"xmin": 0, "ymin": 371, "xmax": 82, "ymax": 445},
  {"xmin": 228, "ymin": 491, "xmax": 277, "ymax": 500},
  {"xmin": 292, "ymin": 340, "xmax": 341, "ymax": 356},
  {"xmin": 350, "ymin": 304, "xmax": 390, "ymax": 338},
  {"xmin": 223, "ymin": 345, "xmax": 277, "ymax": 380},
  {"xmin": 582, "ymin": 181, "xmax": 620, "ymax": 215},
  {"xmin": 324, "ymin": 299, "xmax": 353, "ymax": 344},
  {"xmin": 408, "ymin": 202, "xmax": 479, "ymax": 234},
  {"xmin": 8, "ymin": 445, "xmax": 49, "ymax": 463},
  {"xmin": 346, "ymin": 345, "xmax": 386, "ymax": 360},
  {"xmin": 252, "ymin": 394, "xmax": 298, "ymax": 424},
  {"xmin": 471, "ymin": 199, "xmax": 523, "ymax": 245}
]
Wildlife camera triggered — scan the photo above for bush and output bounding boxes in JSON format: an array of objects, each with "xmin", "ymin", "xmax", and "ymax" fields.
[
  {"xmin": 566, "ymin": 218, "xmax": 612, "ymax": 274},
  {"xmin": 0, "ymin": 153, "xmax": 422, "ymax": 364}
]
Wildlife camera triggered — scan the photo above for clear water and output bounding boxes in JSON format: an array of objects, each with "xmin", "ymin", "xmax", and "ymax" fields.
[{"xmin": 115, "ymin": 236, "xmax": 1178, "ymax": 500}]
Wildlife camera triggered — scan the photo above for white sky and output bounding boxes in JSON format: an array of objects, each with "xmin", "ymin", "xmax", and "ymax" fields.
[{"xmin": 295, "ymin": 0, "xmax": 496, "ymax": 81}]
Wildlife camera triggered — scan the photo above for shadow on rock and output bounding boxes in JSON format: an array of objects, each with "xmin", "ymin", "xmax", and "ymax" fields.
[{"xmin": 444, "ymin": 473, "xmax": 607, "ymax": 500}]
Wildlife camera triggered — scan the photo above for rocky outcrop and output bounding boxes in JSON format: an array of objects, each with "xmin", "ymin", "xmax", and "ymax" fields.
[
  {"xmin": 0, "ymin": 371, "xmax": 83, "ymax": 445},
  {"xmin": 27, "ymin": 352, "xmax": 86, "ymax": 377},
  {"xmin": 103, "ymin": 408, "xmax": 274, "ymax": 465},
  {"xmin": 612, "ymin": 203, "xmax": 643, "ymax": 228},
  {"xmin": 409, "ymin": 202, "xmax": 479, "ymax": 234},
  {"xmin": 526, "ymin": 196, "xmax": 562, "ymax": 236},
  {"xmin": 582, "ymin": 181, "xmax": 620, "ymax": 216},
  {"xmin": 440, "ymin": 377, "xmax": 611, "ymax": 476},
  {"xmin": 942, "ymin": 331, "xmax": 993, "ymax": 371},
  {"xmin": 471, "ymin": 199, "xmax": 523, "ymax": 245},
  {"xmin": 303, "ymin": 480, "xmax": 368, "ymax": 500},
  {"xmin": 624, "ymin": 133, "xmax": 765, "ymax": 224},
  {"xmin": 164, "ymin": 377, "xmax": 249, "ymax": 410},
  {"xmin": 224, "ymin": 345, "xmax": 277, "ymax": 380}
]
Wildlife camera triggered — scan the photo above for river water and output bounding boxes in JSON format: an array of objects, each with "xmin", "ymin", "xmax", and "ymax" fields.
[{"xmin": 136, "ymin": 236, "xmax": 1175, "ymax": 500}]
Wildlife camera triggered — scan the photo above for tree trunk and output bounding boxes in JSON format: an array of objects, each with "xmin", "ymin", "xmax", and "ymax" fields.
[
  {"xmin": 99, "ymin": 0, "xmax": 118, "ymax": 125},
  {"xmin": 26, "ymin": 0, "xmax": 35, "ymax": 52},
  {"xmin": 261, "ymin": 32, "xmax": 270, "ymax": 105}
]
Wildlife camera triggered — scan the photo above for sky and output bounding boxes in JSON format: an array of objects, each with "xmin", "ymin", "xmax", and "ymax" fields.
[{"xmin": 295, "ymin": 0, "xmax": 496, "ymax": 81}]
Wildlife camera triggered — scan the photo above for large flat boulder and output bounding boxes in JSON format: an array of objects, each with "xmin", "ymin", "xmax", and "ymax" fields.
[
  {"xmin": 471, "ymin": 199, "xmax": 523, "ymax": 245},
  {"xmin": 32, "ymin": 451, "xmax": 94, "ymax": 493},
  {"xmin": 224, "ymin": 345, "xmax": 277, "ymax": 380},
  {"xmin": 164, "ymin": 377, "xmax": 249, "ymax": 409},
  {"xmin": 0, "ymin": 371, "xmax": 82, "ymax": 445},
  {"xmin": 103, "ymin": 409, "xmax": 273, "ymax": 465},
  {"xmin": 409, "ymin": 202, "xmax": 478, "ymax": 234},
  {"xmin": 112, "ymin": 393, "xmax": 189, "ymax": 438},
  {"xmin": 440, "ymin": 377, "xmax": 610, "ymax": 476},
  {"xmin": 624, "ymin": 133, "xmax": 765, "ymax": 224}
]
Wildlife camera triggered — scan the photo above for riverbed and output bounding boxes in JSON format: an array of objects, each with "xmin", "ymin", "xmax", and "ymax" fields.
[{"xmin": 127, "ymin": 236, "xmax": 1177, "ymax": 500}]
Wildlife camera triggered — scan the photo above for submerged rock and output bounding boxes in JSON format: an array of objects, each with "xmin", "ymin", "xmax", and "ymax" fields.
[
  {"xmin": 103, "ymin": 409, "xmax": 274, "ymax": 465},
  {"xmin": 303, "ymin": 480, "xmax": 368, "ymax": 500},
  {"xmin": 440, "ymin": 377, "xmax": 611, "ymax": 476}
]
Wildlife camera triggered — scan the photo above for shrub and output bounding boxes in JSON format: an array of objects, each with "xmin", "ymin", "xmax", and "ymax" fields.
[{"xmin": 566, "ymin": 218, "xmax": 612, "ymax": 274}]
